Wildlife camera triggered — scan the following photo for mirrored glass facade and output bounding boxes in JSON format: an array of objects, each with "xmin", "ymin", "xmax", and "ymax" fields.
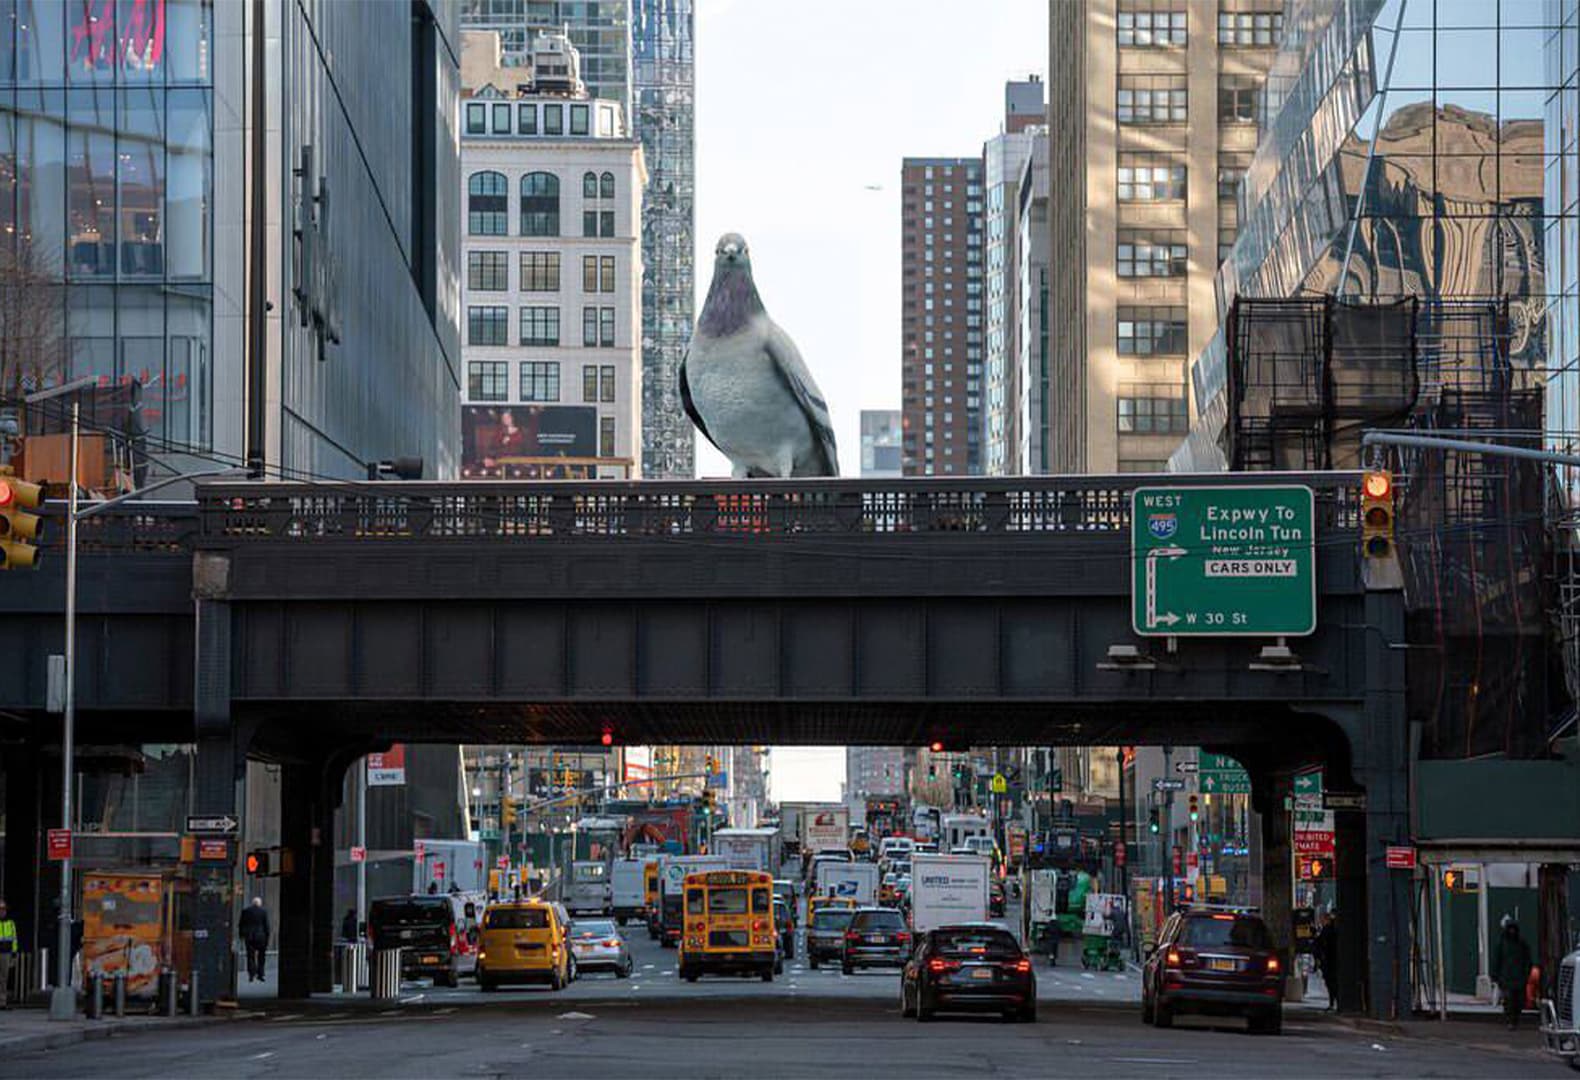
[
  {"xmin": 0, "ymin": 0, "xmax": 214, "ymax": 445},
  {"xmin": 1178, "ymin": 0, "xmax": 1571, "ymax": 472}
]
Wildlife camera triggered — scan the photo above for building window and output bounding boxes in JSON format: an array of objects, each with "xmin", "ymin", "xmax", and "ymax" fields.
[
  {"xmin": 1218, "ymin": 7, "xmax": 1282, "ymax": 46},
  {"xmin": 468, "ymin": 360, "xmax": 509, "ymax": 401},
  {"xmin": 468, "ymin": 171, "xmax": 508, "ymax": 235},
  {"xmin": 1218, "ymin": 75, "xmax": 1261, "ymax": 124},
  {"xmin": 519, "ymin": 305, "xmax": 560, "ymax": 347},
  {"xmin": 520, "ymin": 172, "xmax": 560, "ymax": 236},
  {"xmin": 517, "ymin": 103, "xmax": 537, "ymax": 135},
  {"xmin": 1117, "ymin": 4, "xmax": 1186, "ymax": 47},
  {"xmin": 465, "ymin": 102, "xmax": 486, "ymax": 134},
  {"xmin": 600, "ymin": 256, "xmax": 615, "ymax": 293},
  {"xmin": 600, "ymin": 365, "xmax": 616, "ymax": 402},
  {"xmin": 600, "ymin": 307, "xmax": 616, "ymax": 347},
  {"xmin": 600, "ymin": 210, "xmax": 615, "ymax": 237},
  {"xmin": 492, "ymin": 103, "xmax": 511, "ymax": 133},
  {"xmin": 1218, "ymin": 151, "xmax": 1252, "ymax": 199},
  {"xmin": 1118, "ymin": 385, "xmax": 1188, "ymax": 433},
  {"xmin": 600, "ymin": 172, "xmax": 615, "ymax": 199},
  {"xmin": 583, "ymin": 255, "xmax": 599, "ymax": 293},
  {"xmin": 467, "ymin": 251, "xmax": 508, "ymax": 291},
  {"xmin": 1117, "ymin": 231, "xmax": 1187, "ymax": 277},
  {"xmin": 600, "ymin": 415, "xmax": 616, "ymax": 457},
  {"xmin": 583, "ymin": 210, "xmax": 599, "ymax": 237},
  {"xmin": 1219, "ymin": 228, "xmax": 1238, "ymax": 264},
  {"xmin": 543, "ymin": 103, "xmax": 563, "ymax": 135},
  {"xmin": 583, "ymin": 170, "xmax": 599, "ymax": 198},
  {"xmin": 583, "ymin": 306, "xmax": 599, "ymax": 346},
  {"xmin": 570, "ymin": 103, "xmax": 589, "ymax": 135},
  {"xmin": 520, "ymin": 361, "xmax": 560, "ymax": 402},
  {"xmin": 1118, "ymin": 306, "xmax": 1188, "ymax": 355},
  {"xmin": 1117, "ymin": 458, "xmax": 1170, "ymax": 473},
  {"xmin": 1117, "ymin": 76, "xmax": 1187, "ymax": 124},
  {"xmin": 1117, "ymin": 153, "xmax": 1186, "ymax": 201},
  {"xmin": 467, "ymin": 305, "xmax": 510, "ymax": 346},
  {"xmin": 583, "ymin": 364, "xmax": 599, "ymax": 402},
  {"xmin": 520, "ymin": 252, "xmax": 561, "ymax": 292}
]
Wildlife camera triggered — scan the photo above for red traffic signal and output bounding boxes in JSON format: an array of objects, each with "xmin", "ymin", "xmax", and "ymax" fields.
[
  {"xmin": 1360, "ymin": 470, "xmax": 1395, "ymax": 559},
  {"xmin": 929, "ymin": 741, "xmax": 945, "ymax": 753},
  {"xmin": 245, "ymin": 849, "xmax": 270, "ymax": 876},
  {"xmin": 600, "ymin": 730, "xmax": 614, "ymax": 747}
]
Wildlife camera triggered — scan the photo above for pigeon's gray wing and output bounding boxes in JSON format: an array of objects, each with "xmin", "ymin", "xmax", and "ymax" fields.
[
  {"xmin": 678, "ymin": 349, "xmax": 722, "ymax": 454},
  {"xmin": 763, "ymin": 320, "xmax": 838, "ymax": 476}
]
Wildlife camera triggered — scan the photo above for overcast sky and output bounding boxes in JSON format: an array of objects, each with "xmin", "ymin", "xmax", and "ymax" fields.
[{"xmin": 690, "ymin": 0, "xmax": 1048, "ymax": 802}]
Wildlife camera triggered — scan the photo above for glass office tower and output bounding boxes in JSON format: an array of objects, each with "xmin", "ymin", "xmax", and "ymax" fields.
[{"xmin": 0, "ymin": 0, "xmax": 215, "ymax": 445}]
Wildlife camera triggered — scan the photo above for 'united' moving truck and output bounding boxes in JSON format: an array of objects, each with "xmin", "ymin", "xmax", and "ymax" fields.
[
  {"xmin": 711, "ymin": 827, "xmax": 781, "ymax": 873},
  {"xmin": 909, "ymin": 853, "xmax": 991, "ymax": 934}
]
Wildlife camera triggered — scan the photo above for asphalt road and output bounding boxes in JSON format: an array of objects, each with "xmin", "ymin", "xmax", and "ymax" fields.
[{"xmin": 3, "ymin": 918, "xmax": 1560, "ymax": 1078}]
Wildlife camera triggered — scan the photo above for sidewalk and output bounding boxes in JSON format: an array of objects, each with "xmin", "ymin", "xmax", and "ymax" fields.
[{"xmin": 0, "ymin": 1004, "xmax": 249, "ymax": 1057}]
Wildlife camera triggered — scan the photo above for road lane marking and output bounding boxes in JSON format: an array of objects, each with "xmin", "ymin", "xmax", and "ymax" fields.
[
  {"xmin": 1111, "ymin": 1058, "xmax": 1197, "ymax": 1065},
  {"xmin": 250, "ymin": 1052, "xmax": 274, "ymax": 1060}
]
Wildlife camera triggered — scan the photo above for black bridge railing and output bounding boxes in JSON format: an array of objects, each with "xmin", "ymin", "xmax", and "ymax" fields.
[{"xmin": 187, "ymin": 473, "xmax": 1365, "ymax": 544}]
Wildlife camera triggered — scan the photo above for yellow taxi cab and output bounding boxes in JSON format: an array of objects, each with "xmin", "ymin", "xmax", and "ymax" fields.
[
  {"xmin": 476, "ymin": 900, "xmax": 572, "ymax": 991},
  {"xmin": 643, "ymin": 859, "xmax": 661, "ymax": 938},
  {"xmin": 807, "ymin": 893, "xmax": 859, "ymax": 922}
]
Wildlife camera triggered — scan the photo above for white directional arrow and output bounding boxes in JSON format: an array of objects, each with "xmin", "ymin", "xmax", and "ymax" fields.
[{"xmin": 1145, "ymin": 546, "xmax": 1187, "ymax": 629}]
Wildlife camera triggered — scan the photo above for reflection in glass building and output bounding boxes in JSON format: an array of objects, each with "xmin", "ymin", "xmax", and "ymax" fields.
[
  {"xmin": 1172, "ymin": 0, "xmax": 1576, "ymax": 764},
  {"xmin": 0, "ymin": 0, "xmax": 215, "ymax": 445}
]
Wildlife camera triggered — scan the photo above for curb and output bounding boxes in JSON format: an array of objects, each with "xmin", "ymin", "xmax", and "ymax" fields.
[{"xmin": 0, "ymin": 1011, "xmax": 258, "ymax": 1056}]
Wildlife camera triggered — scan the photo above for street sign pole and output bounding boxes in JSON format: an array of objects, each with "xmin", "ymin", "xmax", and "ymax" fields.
[{"xmin": 1161, "ymin": 745, "xmax": 1174, "ymax": 914}]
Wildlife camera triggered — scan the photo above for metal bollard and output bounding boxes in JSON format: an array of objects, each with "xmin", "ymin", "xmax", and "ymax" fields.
[
  {"xmin": 187, "ymin": 971, "xmax": 200, "ymax": 1016},
  {"xmin": 336, "ymin": 943, "xmax": 367, "ymax": 993},
  {"xmin": 369, "ymin": 948, "xmax": 402, "ymax": 1000},
  {"xmin": 112, "ymin": 972, "xmax": 126, "ymax": 1017},
  {"xmin": 85, "ymin": 974, "xmax": 103, "ymax": 1019},
  {"xmin": 160, "ymin": 969, "xmax": 178, "ymax": 1017}
]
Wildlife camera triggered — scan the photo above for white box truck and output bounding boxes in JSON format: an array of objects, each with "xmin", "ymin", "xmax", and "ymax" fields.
[
  {"xmin": 610, "ymin": 858, "xmax": 647, "ymax": 924},
  {"xmin": 910, "ymin": 853, "xmax": 991, "ymax": 934},
  {"xmin": 657, "ymin": 854, "xmax": 728, "ymax": 947},
  {"xmin": 712, "ymin": 827, "xmax": 780, "ymax": 873},
  {"xmin": 813, "ymin": 859, "xmax": 880, "ymax": 906},
  {"xmin": 941, "ymin": 813, "xmax": 991, "ymax": 853},
  {"xmin": 803, "ymin": 806, "xmax": 851, "ymax": 854}
]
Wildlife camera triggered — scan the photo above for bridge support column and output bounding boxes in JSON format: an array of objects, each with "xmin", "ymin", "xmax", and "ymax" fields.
[
  {"xmin": 192, "ymin": 588, "xmax": 243, "ymax": 1006},
  {"xmin": 277, "ymin": 759, "xmax": 335, "ymax": 998},
  {"xmin": 1255, "ymin": 776, "xmax": 1294, "ymax": 977},
  {"xmin": 1345, "ymin": 583, "xmax": 1412, "ymax": 1021},
  {"xmin": 2, "ymin": 743, "xmax": 42, "ymax": 957}
]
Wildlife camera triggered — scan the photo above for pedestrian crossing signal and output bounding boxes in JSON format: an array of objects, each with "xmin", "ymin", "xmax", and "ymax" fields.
[{"xmin": 246, "ymin": 849, "xmax": 270, "ymax": 876}]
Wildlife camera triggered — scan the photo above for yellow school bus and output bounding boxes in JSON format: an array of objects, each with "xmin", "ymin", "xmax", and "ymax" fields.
[{"xmin": 678, "ymin": 869, "xmax": 777, "ymax": 982}]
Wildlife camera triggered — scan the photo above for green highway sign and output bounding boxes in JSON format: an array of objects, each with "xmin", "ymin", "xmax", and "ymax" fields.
[
  {"xmin": 1198, "ymin": 752, "xmax": 1252, "ymax": 795},
  {"xmin": 1131, "ymin": 486, "xmax": 1317, "ymax": 637},
  {"xmin": 1293, "ymin": 771, "xmax": 1324, "ymax": 799}
]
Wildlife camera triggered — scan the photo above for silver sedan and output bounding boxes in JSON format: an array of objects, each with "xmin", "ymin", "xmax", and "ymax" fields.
[{"xmin": 568, "ymin": 918, "xmax": 634, "ymax": 978}]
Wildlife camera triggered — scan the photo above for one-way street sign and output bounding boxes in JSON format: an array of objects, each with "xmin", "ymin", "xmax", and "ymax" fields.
[
  {"xmin": 1152, "ymin": 777, "xmax": 1186, "ymax": 791},
  {"xmin": 186, "ymin": 814, "xmax": 239, "ymax": 835}
]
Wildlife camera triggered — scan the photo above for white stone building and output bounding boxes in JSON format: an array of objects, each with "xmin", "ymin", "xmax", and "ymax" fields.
[{"xmin": 459, "ymin": 30, "xmax": 646, "ymax": 479}]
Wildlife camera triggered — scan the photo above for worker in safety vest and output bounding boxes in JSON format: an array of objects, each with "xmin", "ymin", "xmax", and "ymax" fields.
[{"xmin": 0, "ymin": 899, "xmax": 17, "ymax": 1009}]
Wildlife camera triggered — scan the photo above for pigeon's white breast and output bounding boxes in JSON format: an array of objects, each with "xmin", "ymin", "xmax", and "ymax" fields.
[{"xmin": 688, "ymin": 328, "xmax": 814, "ymax": 474}]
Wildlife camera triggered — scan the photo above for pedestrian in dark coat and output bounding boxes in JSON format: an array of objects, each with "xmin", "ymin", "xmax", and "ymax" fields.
[
  {"xmin": 1492, "ymin": 919, "xmax": 1533, "ymax": 1030},
  {"xmin": 1313, "ymin": 911, "xmax": 1339, "ymax": 1011},
  {"xmin": 341, "ymin": 908, "xmax": 358, "ymax": 943},
  {"xmin": 239, "ymin": 898, "xmax": 271, "ymax": 983}
]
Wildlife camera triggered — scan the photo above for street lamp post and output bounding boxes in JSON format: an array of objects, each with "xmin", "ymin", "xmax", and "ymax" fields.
[{"xmin": 26, "ymin": 378, "xmax": 244, "ymax": 1020}]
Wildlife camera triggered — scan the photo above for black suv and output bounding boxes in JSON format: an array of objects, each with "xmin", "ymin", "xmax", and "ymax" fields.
[
  {"xmin": 841, "ymin": 907, "xmax": 911, "ymax": 974},
  {"xmin": 368, "ymin": 895, "xmax": 478, "ymax": 988},
  {"xmin": 1142, "ymin": 910, "xmax": 1284, "ymax": 1033}
]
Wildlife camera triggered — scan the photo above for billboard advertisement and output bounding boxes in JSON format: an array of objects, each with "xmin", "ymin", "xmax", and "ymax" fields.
[
  {"xmin": 461, "ymin": 404, "xmax": 598, "ymax": 479},
  {"xmin": 623, "ymin": 746, "xmax": 653, "ymax": 783}
]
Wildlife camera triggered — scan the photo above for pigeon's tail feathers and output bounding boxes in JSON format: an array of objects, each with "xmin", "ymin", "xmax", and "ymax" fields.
[{"xmin": 678, "ymin": 354, "xmax": 722, "ymax": 453}]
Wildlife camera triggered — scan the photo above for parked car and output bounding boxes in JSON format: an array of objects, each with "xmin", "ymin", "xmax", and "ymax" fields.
[
  {"xmin": 568, "ymin": 918, "xmax": 634, "ymax": 978},
  {"xmin": 475, "ymin": 900, "xmax": 574, "ymax": 991},
  {"xmin": 1142, "ymin": 910, "xmax": 1283, "ymax": 1034},
  {"xmin": 367, "ymin": 894, "xmax": 482, "ymax": 988},
  {"xmin": 806, "ymin": 905, "xmax": 856, "ymax": 970},
  {"xmin": 901, "ymin": 923, "xmax": 1036, "ymax": 1022},
  {"xmin": 842, "ymin": 907, "xmax": 911, "ymax": 975}
]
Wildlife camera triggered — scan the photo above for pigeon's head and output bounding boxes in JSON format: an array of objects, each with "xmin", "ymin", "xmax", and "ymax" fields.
[{"xmin": 714, "ymin": 232, "xmax": 752, "ymax": 274}]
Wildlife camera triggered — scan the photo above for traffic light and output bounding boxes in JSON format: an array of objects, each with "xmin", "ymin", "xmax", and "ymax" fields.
[
  {"xmin": 705, "ymin": 754, "xmax": 716, "ymax": 775},
  {"xmin": 929, "ymin": 740, "xmax": 945, "ymax": 754},
  {"xmin": 600, "ymin": 729, "xmax": 614, "ymax": 747},
  {"xmin": 245, "ymin": 849, "xmax": 270, "ymax": 876},
  {"xmin": 0, "ymin": 471, "xmax": 44, "ymax": 570},
  {"xmin": 1361, "ymin": 470, "xmax": 1395, "ymax": 559},
  {"xmin": 502, "ymin": 797, "xmax": 518, "ymax": 829},
  {"xmin": 1188, "ymin": 793, "xmax": 1200, "ymax": 823},
  {"xmin": 1148, "ymin": 807, "xmax": 1160, "ymax": 834}
]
